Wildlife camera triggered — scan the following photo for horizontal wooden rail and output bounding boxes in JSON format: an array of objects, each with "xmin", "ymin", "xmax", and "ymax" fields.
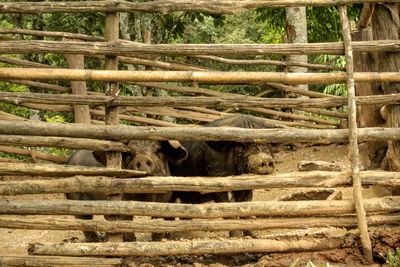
[
  {"xmin": 1, "ymin": 69, "xmax": 400, "ymax": 85},
  {"xmin": 1, "ymin": 197, "xmax": 399, "ymax": 218},
  {"xmin": 0, "ymin": 0, "xmax": 398, "ymax": 14},
  {"xmin": 0, "ymin": 145, "xmax": 66, "ymax": 164},
  {"xmin": 1, "ymin": 213, "xmax": 399, "ymax": 233},
  {"xmin": 0, "ymin": 40, "xmax": 399, "ymax": 56},
  {"xmin": 1, "ymin": 171, "xmax": 399, "ymax": 195},
  {"xmin": 0, "ymin": 135, "xmax": 128, "ymax": 151},
  {"xmin": 1, "ymin": 92, "xmax": 400, "ymax": 109},
  {"xmin": 0, "ymin": 255, "xmax": 122, "ymax": 267},
  {"xmin": 0, "ymin": 162, "xmax": 144, "ymax": 177},
  {"xmin": 29, "ymin": 237, "xmax": 345, "ymax": 257},
  {"xmin": 0, "ymin": 121, "xmax": 399, "ymax": 143}
]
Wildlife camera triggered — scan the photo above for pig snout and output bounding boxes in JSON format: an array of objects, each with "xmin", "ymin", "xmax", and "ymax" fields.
[
  {"xmin": 248, "ymin": 153, "xmax": 275, "ymax": 174},
  {"xmin": 131, "ymin": 155, "xmax": 156, "ymax": 174}
]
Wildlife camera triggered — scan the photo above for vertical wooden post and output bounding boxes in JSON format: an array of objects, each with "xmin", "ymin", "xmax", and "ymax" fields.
[
  {"xmin": 64, "ymin": 40, "xmax": 91, "ymax": 124},
  {"xmin": 104, "ymin": 12, "xmax": 123, "ymax": 242},
  {"xmin": 339, "ymin": 5, "xmax": 373, "ymax": 264}
]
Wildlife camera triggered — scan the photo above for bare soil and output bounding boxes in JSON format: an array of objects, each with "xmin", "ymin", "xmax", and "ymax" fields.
[{"xmin": 0, "ymin": 144, "xmax": 398, "ymax": 266}]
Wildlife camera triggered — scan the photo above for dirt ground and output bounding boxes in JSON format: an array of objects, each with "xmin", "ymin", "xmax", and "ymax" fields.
[{"xmin": 0, "ymin": 144, "xmax": 398, "ymax": 266}]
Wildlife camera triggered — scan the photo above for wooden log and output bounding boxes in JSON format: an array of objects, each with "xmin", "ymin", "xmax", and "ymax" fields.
[
  {"xmin": 1, "ymin": 196, "xmax": 399, "ymax": 218},
  {"xmin": 339, "ymin": 5, "xmax": 372, "ymax": 264},
  {"xmin": 29, "ymin": 237, "xmax": 344, "ymax": 257},
  {"xmin": 298, "ymin": 107, "xmax": 348, "ymax": 118},
  {"xmin": 2, "ymin": 92, "xmax": 400, "ymax": 109},
  {"xmin": 0, "ymin": 0, "xmax": 398, "ymax": 14},
  {"xmin": 65, "ymin": 47, "xmax": 91, "ymax": 124},
  {"xmin": 0, "ymin": 162, "xmax": 144, "ymax": 177},
  {"xmin": 0, "ymin": 120, "xmax": 399, "ymax": 143},
  {"xmin": 128, "ymin": 106, "xmax": 221, "ymax": 122},
  {"xmin": 0, "ymin": 157, "xmax": 23, "ymax": 163},
  {"xmin": 266, "ymin": 82, "xmax": 338, "ymax": 98},
  {"xmin": 246, "ymin": 107, "xmax": 340, "ymax": 126},
  {"xmin": 0, "ymin": 170, "xmax": 399, "ymax": 195},
  {"xmin": 137, "ymin": 83, "xmax": 339, "ymax": 126},
  {"xmin": 0, "ymin": 28, "xmax": 104, "ymax": 42},
  {"xmin": 0, "ymin": 213, "xmax": 399, "ymax": 233},
  {"xmin": 0, "ymin": 145, "xmax": 67, "ymax": 164},
  {"xmin": 0, "ymin": 255, "xmax": 121, "ymax": 266},
  {"xmin": 194, "ymin": 55, "xmax": 345, "ymax": 71},
  {"xmin": 0, "ymin": 134, "xmax": 128, "ymax": 151},
  {"xmin": 119, "ymin": 55, "xmax": 206, "ymax": 71},
  {"xmin": 0, "ymin": 40, "xmax": 399, "ymax": 56},
  {"xmin": 0, "ymin": 110, "xmax": 27, "ymax": 121},
  {"xmin": 0, "ymin": 56, "xmax": 49, "ymax": 68},
  {"xmin": 298, "ymin": 160, "xmax": 342, "ymax": 171},
  {"xmin": 6, "ymin": 79, "xmax": 70, "ymax": 93}
]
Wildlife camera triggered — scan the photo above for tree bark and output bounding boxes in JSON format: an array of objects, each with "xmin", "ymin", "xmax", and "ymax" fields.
[
  {"xmin": 0, "ymin": 213, "xmax": 398, "ymax": 233},
  {"xmin": 0, "ymin": 162, "xmax": 144, "ymax": 177},
  {"xmin": 0, "ymin": 255, "xmax": 121, "ymax": 267},
  {"xmin": 1, "ymin": 170, "xmax": 400, "ymax": 195},
  {"xmin": 0, "ymin": 121, "xmax": 400, "ymax": 143},
  {"xmin": 65, "ymin": 45, "xmax": 91, "ymax": 124},
  {"xmin": 0, "ymin": 40, "xmax": 399, "ymax": 56},
  {"xmin": 1, "ymin": 196, "xmax": 399, "ymax": 218}
]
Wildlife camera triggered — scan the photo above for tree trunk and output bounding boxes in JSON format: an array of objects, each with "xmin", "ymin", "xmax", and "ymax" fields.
[
  {"xmin": 355, "ymin": 4, "xmax": 400, "ymax": 171},
  {"xmin": 285, "ymin": 6, "xmax": 309, "ymax": 99}
]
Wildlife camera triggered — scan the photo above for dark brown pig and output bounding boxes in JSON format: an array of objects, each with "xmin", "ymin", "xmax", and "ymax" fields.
[
  {"xmin": 169, "ymin": 115, "xmax": 279, "ymax": 237},
  {"xmin": 66, "ymin": 140, "xmax": 188, "ymax": 242}
]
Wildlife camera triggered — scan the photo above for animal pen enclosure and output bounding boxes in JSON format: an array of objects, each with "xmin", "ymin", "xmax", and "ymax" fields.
[{"xmin": 0, "ymin": 0, "xmax": 399, "ymax": 266}]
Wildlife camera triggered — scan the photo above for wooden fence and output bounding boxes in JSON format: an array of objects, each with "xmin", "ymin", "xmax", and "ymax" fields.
[{"xmin": 0, "ymin": 1, "xmax": 399, "ymax": 266}]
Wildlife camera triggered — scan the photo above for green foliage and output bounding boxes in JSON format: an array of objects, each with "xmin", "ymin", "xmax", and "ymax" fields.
[
  {"xmin": 311, "ymin": 55, "xmax": 348, "ymax": 96},
  {"xmin": 0, "ymin": 151, "xmax": 31, "ymax": 162},
  {"xmin": 386, "ymin": 248, "xmax": 400, "ymax": 267}
]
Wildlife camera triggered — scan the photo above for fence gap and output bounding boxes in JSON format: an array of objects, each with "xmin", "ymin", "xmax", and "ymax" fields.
[{"xmin": 339, "ymin": 5, "xmax": 373, "ymax": 264}]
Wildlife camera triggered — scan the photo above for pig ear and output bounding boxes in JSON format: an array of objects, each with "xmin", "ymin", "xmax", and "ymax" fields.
[
  {"xmin": 92, "ymin": 151, "xmax": 107, "ymax": 166},
  {"xmin": 205, "ymin": 141, "xmax": 233, "ymax": 152},
  {"xmin": 161, "ymin": 140, "xmax": 188, "ymax": 165}
]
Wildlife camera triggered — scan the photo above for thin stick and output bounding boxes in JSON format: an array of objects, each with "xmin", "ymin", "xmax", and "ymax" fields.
[{"xmin": 339, "ymin": 5, "xmax": 373, "ymax": 264}]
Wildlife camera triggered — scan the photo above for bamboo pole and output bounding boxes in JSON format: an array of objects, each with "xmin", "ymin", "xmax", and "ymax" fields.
[
  {"xmin": 0, "ymin": 120, "xmax": 399, "ymax": 143},
  {"xmin": 0, "ymin": 40, "xmax": 399, "ymax": 56},
  {"xmin": 1, "ymin": 196, "xmax": 399, "ymax": 218},
  {"xmin": 1, "ymin": 68, "xmax": 400, "ymax": 85},
  {"xmin": 0, "ymin": 162, "xmax": 144, "ymax": 177},
  {"xmin": 0, "ymin": 255, "xmax": 122, "ymax": 267},
  {"xmin": 0, "ymin": 134, "xmax": 129, "ymax": 151},
  {"xmin": 339, "ymin": 5, "xmax": 372, "ymax": 264},
  {"xmin": 0, "ymin": 1, "xmax": 398, "ymax": 14},
  {"xmin": 0, "ymin": 213, "xmax": 399, "ymax": 233},
  {"xmin": 1, "ymin": 170, "xmax": 400, "ymax": 195}
]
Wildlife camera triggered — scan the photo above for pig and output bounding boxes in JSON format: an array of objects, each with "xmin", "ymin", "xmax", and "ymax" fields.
[
  {"xmin": 66, "ymin": 140, "xmax": 188, "ymax": 242},
  {"xmin": 169, "ymin": 115, "xmax": 278, "ymax": 237}
]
